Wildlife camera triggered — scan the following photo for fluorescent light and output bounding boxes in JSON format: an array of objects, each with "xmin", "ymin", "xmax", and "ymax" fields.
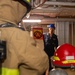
[{"xmin": 23, "ymin": 20, "xmax": 41, "ymax": 23}]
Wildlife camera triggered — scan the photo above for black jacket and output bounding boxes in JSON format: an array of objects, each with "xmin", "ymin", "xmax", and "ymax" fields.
[{"xmin": 43, "ymin": 33, "xmax": 58, "ymax": 57}]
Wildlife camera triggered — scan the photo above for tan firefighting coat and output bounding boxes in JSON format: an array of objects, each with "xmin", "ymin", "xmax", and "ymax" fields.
[
  {"xmin": 0, "ymin": 0, "xmax": 49, "ymax": 75},
  {"xmin": 65, "ymin": 69, "xmax": 75, "ymax": 75}
]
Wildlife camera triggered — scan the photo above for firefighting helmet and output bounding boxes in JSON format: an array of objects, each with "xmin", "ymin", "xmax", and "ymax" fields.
[
  {"xmin": 20, "ymin": 0, "xmax": 31, "ymax": 14},
  {"xmin": 49, "ymin": 69, "xmax": 68, "ymax": 75},
  {"xmin": 52, "ymin": 43, "xmax": 75, "ymax": 68}
]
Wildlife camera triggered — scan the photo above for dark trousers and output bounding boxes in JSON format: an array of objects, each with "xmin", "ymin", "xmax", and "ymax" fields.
[{"xmin": 48, "ymin": 56, "xmax": 53, "ymax": 71}]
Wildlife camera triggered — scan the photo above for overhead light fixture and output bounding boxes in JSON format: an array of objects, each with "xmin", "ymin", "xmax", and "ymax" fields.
[{"xmin": 22, "ymin": 20, "xmax": 41, "ymax": 23}]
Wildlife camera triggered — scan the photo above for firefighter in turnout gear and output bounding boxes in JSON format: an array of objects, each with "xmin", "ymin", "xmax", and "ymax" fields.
[
  {"xmin": 51, "ymin": 43, "xmax": 75, "ymax": 75},
  {"xmin": 0, "ymin": 0, "xmax": 49, "ymax": 75}
]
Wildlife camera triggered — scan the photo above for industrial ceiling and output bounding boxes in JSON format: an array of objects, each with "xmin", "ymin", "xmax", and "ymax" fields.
[{"xmin": 23, "ymin": 0, "xmax": 75, "ymax": 24}]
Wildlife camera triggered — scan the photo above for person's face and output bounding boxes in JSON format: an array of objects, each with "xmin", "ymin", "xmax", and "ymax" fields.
[{"xmin": 49, "ymin": 28, "xmax": 55, "ymax": 34}]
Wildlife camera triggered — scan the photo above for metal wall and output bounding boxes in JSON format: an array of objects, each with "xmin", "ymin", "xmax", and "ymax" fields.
[
  {"xmin": 69, "ymin": 22, "xmax": 75, "ymax": 46},
  {"xmin": 55, "ymin": 22, "xmax": 69, "ymax": 45},
  {"xmin": 55, "ymin": 22, "xmax": 75, "ymax": 46}
]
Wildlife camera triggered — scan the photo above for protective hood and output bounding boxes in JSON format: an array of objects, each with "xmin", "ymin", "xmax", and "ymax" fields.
[{"xmin": 0, "ymin": 0, "xmax": 27, "ymax": 25}]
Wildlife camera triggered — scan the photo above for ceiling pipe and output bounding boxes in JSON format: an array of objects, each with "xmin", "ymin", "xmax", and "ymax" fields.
[
  {"xmin": 31, "ymin": 7, "xmax": 75, "ymax": 13},
  {"xmin": 39, "ymin": 18, "xmax": 75, "ymax": 24},
  {"xmin": 23, "ymin": 18, "xmax": 75, "ymax": 24},
  {"xmin": 42, "ymin": 18, "xmax": 75, "ymax": 21},
  {"xmin": 44, "ymin": 1, "xmax": 75, "ymax": 6},
  {"xmin": 31, "ymin": 0, "xmax": 47, "ymax": 9}
]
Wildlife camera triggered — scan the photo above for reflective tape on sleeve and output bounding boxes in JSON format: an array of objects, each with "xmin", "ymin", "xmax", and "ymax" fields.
[{"xmin": 2, "ymin": 68, "xmax": 19, "ymax": 75}]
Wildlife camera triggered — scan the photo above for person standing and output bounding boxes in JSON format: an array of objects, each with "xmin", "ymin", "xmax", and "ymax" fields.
[
  {"xmin": 0, "ymin": 0, "xmax": 49, "ymax": 75},
  {"xmin": 43, "ymin": 24, "xmax": 58, "ymax": 70}
]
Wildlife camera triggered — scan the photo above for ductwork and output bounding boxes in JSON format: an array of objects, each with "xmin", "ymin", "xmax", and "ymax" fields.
[
  {"xmin": 40, "ymin": 18, "xmax": 75, "ymax": 24},
  {"xmin": 31, "ymin": 0, "xmax": 47, "ymax": 9},
  {"xmin": 44, "ymin": 1, "xmax": 75, "ymax": 6}
]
